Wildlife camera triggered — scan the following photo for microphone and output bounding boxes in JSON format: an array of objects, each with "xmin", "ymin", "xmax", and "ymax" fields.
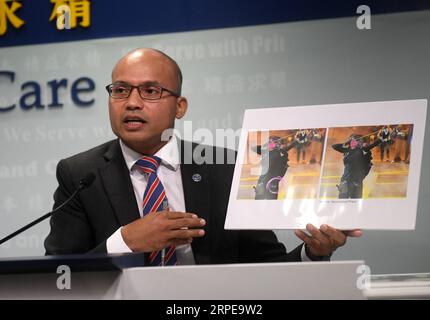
[{"xmin": 0, "ymin": 172, "xmax": 96, "ymax": 246}]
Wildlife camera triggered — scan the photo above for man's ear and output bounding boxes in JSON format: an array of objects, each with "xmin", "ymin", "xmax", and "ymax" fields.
[{"xmin": 175, "ymin": 97, "xmax": 188, "ymax": 119}]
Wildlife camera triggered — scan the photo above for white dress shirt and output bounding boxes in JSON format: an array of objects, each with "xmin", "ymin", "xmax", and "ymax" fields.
[
  {"xmin": 106, "ymin": 135, "xmax": 312, "ymax": 263},
  {"xmin": 106, "ymin": 135, "xmax": 196, "ymax": 265}
]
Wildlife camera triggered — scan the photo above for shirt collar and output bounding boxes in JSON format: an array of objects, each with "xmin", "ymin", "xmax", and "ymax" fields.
[{"xmin": 119, "ymin": 134, "xmax": 180, "ymax": 172}]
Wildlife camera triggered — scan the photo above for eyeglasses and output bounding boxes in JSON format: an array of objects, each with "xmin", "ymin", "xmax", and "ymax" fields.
[{"xmin": 105, "ymin": 82, "xmax": 180, "ymax": 100}]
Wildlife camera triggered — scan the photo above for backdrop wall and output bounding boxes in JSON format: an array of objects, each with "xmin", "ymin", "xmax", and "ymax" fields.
[{"xmin": 1, "ymin": 8, "xmax": 429, "ymax": 274}]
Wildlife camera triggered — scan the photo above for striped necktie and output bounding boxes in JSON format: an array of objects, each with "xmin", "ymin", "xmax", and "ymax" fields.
[{"xmin": 135, "ymin": 155, "xmax": 177, "ymax": 266}]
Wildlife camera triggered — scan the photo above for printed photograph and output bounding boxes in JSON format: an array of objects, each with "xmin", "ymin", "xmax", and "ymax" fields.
[
  {"xmin": 237, "ymin": 128, "xmax": 326, "ymax": 200},
  {"xmin": 226, "ymin": 101, "xmax": 425, "ymax": 230},
  {"xmin": 320, "ymin": 124, "xmax": 413, "ymax": 199}
]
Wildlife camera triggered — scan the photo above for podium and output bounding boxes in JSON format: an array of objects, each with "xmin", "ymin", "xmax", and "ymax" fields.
[
  {"xmin": 120, "ymin": 260, "xmax": 365, "ymax": 299},
  {"xmin": 0, "ymin": 253, "xmax": 145, "ymax": 300},
  {"xmin": 0, "ymin": 254, "xmax": 366, "ymax": 299}
]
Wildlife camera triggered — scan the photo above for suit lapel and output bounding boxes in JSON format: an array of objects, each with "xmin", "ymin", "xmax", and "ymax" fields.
[
  {"xmin": 180, "ymin": 140, "xmax": 212, "ymax": 264},
  {"xmin": 99, "ymin": 140, "xmax": 141, "ymax": 226},
  {"xmin": 98, "ymin": 139, "xmax": 213, "ymax": 263}
]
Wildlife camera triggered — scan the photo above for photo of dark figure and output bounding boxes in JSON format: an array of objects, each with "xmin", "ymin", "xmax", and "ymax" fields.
[
  {"xmin": 377, "ymin": 125, "xmax": 393, "ymax": 162},
  {"xmin": 321, "ymin": 124, "xmax": 413, "ymax": 199},
  {"xmin": 295, "ymin": 129, "xmax": 309, "ymax": 164},
  {"xmin": 253, "ymin": 136, "xmax": 298, "ymax": 199},
  {"xmin": 404, "ymin": 126, "xmax": 413, "ymax": 164},
  {"xmin": 237, "ymin": 128, "xmax": 326, "ymax": 200},
  {"xmin": 332, "ymin": 134, "xmax": 381, "ymax": 199},
  {"xmin": 390, "ymin": 125, "xmax": 408, "ymax": 162},
  {"xmin": 308, "ymin": 129, "xmax": 324, "ymax": 164}
]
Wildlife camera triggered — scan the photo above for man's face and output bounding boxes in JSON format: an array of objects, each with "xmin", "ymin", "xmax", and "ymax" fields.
[
  {"xmin": 108, "ymin": 50, "xmax": 187, "ymax": 154},
  {"xmin": 350, "ymin": 138, "xmax": 359, "ymax": 149}
]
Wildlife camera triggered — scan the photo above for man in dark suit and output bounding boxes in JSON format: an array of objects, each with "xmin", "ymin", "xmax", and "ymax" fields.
[
  {"xmin": 252, "ymin": 136, "xmax": 297, "ymax": 200},
  {"xmin": 45, "ymin": 48, "xmax": 361, "ymax": 264}
]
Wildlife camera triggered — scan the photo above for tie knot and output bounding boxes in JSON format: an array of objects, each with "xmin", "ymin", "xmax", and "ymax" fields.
[{"xmin": 135, "ymin": 156, "xmax": 161, "ymax": 175}]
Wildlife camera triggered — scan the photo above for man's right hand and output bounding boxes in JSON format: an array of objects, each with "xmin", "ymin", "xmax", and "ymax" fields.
[{"xmin": 121, "ymin": 211, "xmax": 206, "ymax": 252}]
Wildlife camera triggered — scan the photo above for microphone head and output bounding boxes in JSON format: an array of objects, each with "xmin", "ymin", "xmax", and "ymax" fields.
[{"xmin": 79, "ymin": 172, "xmax": 96, "ymax": 188}]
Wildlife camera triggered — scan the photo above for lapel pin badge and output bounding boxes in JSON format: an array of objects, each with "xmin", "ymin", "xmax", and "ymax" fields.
[{"xmin": 192, "ymin": 173, "xmax": 202, "ymax": 182}]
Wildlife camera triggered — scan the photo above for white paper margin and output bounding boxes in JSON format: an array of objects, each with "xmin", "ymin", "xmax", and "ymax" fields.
[{"xmin": 225, "ymin": 99, "xmax": 427, "ymax": 230}]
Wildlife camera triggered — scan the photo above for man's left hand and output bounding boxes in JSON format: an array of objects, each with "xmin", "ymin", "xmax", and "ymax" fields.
[{"xmin": 295, "ymin": 224, "xmax": 362, "ymax": 257}]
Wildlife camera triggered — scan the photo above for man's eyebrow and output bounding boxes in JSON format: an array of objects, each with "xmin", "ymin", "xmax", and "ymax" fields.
[
  {"xmin": 112, "ymin": 80, "xmax": 162, "ymax": 86},
  {"xmin": 139, "ymin": 81, "xmax": 162, "ymax": 87},
  {"xmin": 111, "ymin": 80, "xmax": 128, "ymax": 85}
]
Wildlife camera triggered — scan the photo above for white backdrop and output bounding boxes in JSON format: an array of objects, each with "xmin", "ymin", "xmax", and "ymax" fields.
[{"xmin": 1, "ymin": 10, "xmax": 430, "ymax": 274}]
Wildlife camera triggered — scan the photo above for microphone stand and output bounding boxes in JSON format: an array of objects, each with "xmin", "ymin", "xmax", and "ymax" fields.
[{"xmin": 0, "ymin": 173, "xmax": 94, "ymax": 246}]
